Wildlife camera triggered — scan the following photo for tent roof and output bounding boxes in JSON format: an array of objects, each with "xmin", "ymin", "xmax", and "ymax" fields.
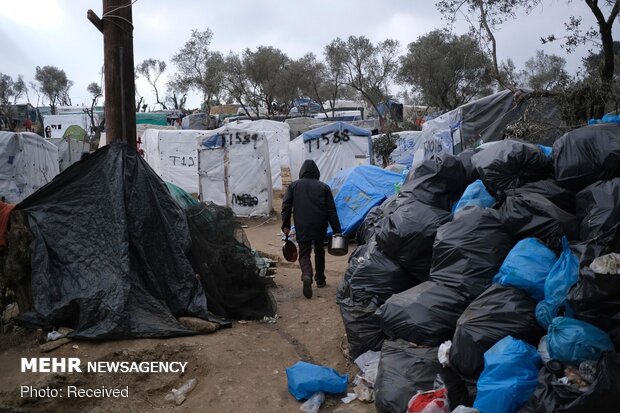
[{"xmin": 302, "ymin": 121, "xmax": 371, "ymax": 142}]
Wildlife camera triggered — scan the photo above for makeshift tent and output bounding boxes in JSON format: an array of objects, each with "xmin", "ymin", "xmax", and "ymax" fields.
[
  {"xmin": 43, "ymin": 113, "xmax": 95, "ymax": 139},
  {"xmin": 54, "ymin": 125, "xmax": 90, "ymax": 172},
  {"xmin": 289, "ymin": 121, "xmax": 373, "ymax": 183},
  {"xmin": 136, "ymin": 112, "xmax": 168, "ymax": 126},
  {"xmin": 198, "ymin": 126, "xmax": 272, "ymax": 217},
  {"xmin": 231, "ymin": 119, "xmax": 291, "ymax": 191},
  {"xmin": 326, "ymin": 165, "xmax": 402, "ymax": 236},
  {"xmin": 409, "ymin": 90, "xmax": 552, "ymax": 168},
  {"xmin": 142, "ymin": 129, "xmax": 211, "ymax": 195},
  {"xmin": 181, "ymin": 112, "xmax": 210, "ymax": 130},
  {"xmin": 16, "ymin": 142, "xmax": 211, "ymax": 339},
  {"xmin": 0, "ymin": 132, "xmax": 59, "ymax": 204},
  {"xmin": 98, "ymin": 124, "xmax": 178, "ymax": 149}
]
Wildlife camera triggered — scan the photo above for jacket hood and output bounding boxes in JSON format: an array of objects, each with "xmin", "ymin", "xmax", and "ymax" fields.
[{"xmin": 299, "ymin": 160, "xmax": 320, "ymax": 179}]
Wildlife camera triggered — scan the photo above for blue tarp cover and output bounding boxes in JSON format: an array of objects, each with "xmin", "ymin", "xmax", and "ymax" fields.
[
  {"xmin": 302, "ymin": 121, "xmax": 371, "ymax": 142},
  {"xmin": 327, "ymin": 165, "xmax": 402, "ymax": 236}
]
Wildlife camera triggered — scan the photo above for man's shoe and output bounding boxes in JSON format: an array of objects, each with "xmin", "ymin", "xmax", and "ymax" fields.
[
  {"xmin": 316, "ymin": 280, "xmax": 326, "ymax": 288},
  {"xmin": 302, "ymin": 276, "xmax": 313, "ymax": 299}
]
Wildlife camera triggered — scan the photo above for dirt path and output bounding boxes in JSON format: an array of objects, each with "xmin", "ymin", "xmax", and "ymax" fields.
[{"xmin": 0, "ymin": 213, "xmax": 376, "ymax": 413}]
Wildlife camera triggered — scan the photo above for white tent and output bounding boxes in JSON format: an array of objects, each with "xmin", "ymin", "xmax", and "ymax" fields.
[
  {"xmin": 141, "ymin": 129, "xmax": 211, "ymax": 195},
  {"xmin": 0, "ymin": 132, "xmax": 59, "ymax": 203},
  {"xmin": 197, "ymin": 126, "xmax": 272, "ymax": 217},
  {"xmin": 49, "ymin": 137, "xmax": 89, "ymax": 172},
  {"xmin": 289, "ymin": 122, "xmax": 373, "ymax": 183},
  {"xmin": 229, "ymin": 119, "xmax": 290, "ymax": 190},
  {"xmin": 43, "ymin": 113, "xmax": 96, "ymax": 139},
  {"xmin": 98, "ymin": 123, "xmax": 178, "ymax": 149}
]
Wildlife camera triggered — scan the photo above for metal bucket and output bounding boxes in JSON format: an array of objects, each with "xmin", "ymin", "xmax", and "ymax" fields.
[{"xmin": 328, "ymin": 234, "xmax": 349, "ymax": 256}]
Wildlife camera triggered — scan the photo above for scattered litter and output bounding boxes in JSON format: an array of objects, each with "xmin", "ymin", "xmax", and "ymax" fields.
[
  {"xmin": 299, "ymin": 391, "xmax": 324, "ymax": 413},
  {"xmin": 72, "ymin": 344, "xmax": 79, "ymax": 350},
  {"xmin": 286, "ymin": 361, "xmax": 348, "ymax": 401},
  {"xmin": 165, "ymin": 378, "xmax": 197, "ymax": 406},
  {"xmin": 47, "ymin": 331, "xmax": 64, "ymax": 341},
  {"xmin": 438, "ymin": 341, "xmax": 451, "ymax": 367},
  {"xmin": 341, "ymin": 393, "xmax": 357, "ymax": 404},
  {"xmin": 353, "ymin": 382, "xmax": 374, "ymax": 403},
  {"xmin": 590, "ymin": 253, "xmax": 620, "ymax": 275},
  {"xmin": 261, "ymin": 314, "xmax": 279, "ymax": 324}
]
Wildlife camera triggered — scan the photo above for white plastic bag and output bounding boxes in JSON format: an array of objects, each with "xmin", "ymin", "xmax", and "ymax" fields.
[{"xmin": 300, "ymin": 391, "xmax": 325, "ymax": 413}]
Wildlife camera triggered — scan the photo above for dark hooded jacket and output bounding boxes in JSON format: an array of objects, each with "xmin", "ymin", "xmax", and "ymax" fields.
[{"xmin": 281, "ymin": 160, "xmax": 342, "ymax": 242}]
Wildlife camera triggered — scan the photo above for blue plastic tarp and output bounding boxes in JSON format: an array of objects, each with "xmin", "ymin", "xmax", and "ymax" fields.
[
  {"xmin": 286, "ymin": 361, "xmax": 348, "ymax": 401},
  {"xmin": 326, "ymin": 165, "xmax": 402, "ymax": 236},
  {"xmin": 474, "ymin": 336, "xmax": 541, "ymax": 413},
  {"xmin": 302, "ymin": 121, "xmax": 371, "ymax": 142},
  {"xmin": 493, "ymin": 238, "xmax": 557, "ymax": 302}
]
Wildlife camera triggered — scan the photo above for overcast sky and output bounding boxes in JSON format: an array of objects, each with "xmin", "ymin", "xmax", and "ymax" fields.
[{"xmin": 2, "ymin": 0, "xmax": 617, "ymax": 109}]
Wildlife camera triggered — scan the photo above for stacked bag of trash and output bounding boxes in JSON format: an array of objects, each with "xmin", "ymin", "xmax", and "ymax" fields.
[{"xmin": 337, "ymin": 123, "xmax": 620, "ymax": 412}]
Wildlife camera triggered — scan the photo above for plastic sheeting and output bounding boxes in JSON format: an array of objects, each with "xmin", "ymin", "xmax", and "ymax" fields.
[
  {"xmin": 376, "ymin": 281, "xmax": 471, "ymax": 346},
  {"xmin": 576, "ymin": 178, "xmax": 620, "ymax": 241},
  {"xmin": 198, "ymin": 127, "xmax": 272, "ymax": 217},
  {"xmin": 0, "ymin": 132, "xmax": 59, "ymax": 204},
  {"xmin": 53, "ymin": 137, "xmax": 90, "ymax": 172},
  {"xmin": 338, "ymin": 297, "xmax": 385, "ymax": 360},
  {"xmin": 141, "ymin": 129, "xmax": 211, "ymax": 194},
  {"xmin": 471, "ymin": 140, "xmax": 552, "ymax": 195},
  {"xmin": 327, "ymin": 165, "xmax": 402, "ymax": 236},
  {"xmin": 233, "ymin": 119, "xmax": 291, "ymax": 191},
  {"xmin": 289, "ymin": 121, "xmax": 373, "ymax": 183},
  {"xmin": 553, "ymin": 123, "xmax": 620, "ymax": 190},
  {"xmin": 374, "ymin": 339, "xmax": 470, "ymax": 413},
  {"xmin": 450, "ymin": 284, "xmax": 544, "ymax": 380},
  {"xmin": 547, "ymin": 317, "xmax": 614, "ymax": 365},
  {"xmin": 429, "ymin": 207, "xmax": 513, "ymax": 300},
  {"xmin": 356, "ymin": 195, "xmax": 399, "ymax": 245},
  {"xmin": 452, "ymin": 180, "xmax": 495, "ymax": 215},
  {"xmin": 17, "ymin": 142, "xmax": 209, "ymax": 339},
  {"xmin": 508, "ymin": 180, "xmax": 576, "ymax": 215},
  {"xmin": 286, "ymin": 361, "xmax": 348, "ymax": 401}
]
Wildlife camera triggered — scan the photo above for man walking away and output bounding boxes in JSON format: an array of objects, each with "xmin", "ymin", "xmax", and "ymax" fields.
[{"xmin": 281, "ymin": 160, "xmax": 342, "ymax": 299}]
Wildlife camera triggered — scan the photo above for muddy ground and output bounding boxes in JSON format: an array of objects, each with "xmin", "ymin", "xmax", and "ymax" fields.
[{"xmin": 0, "ymin": 208, "xmax": 376, "ymax": 413}]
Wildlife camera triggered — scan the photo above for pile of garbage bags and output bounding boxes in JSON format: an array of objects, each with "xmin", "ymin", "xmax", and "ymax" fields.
[{"xmin": 337, "ymin": 123, "xmax": 620, "ymax": 412}]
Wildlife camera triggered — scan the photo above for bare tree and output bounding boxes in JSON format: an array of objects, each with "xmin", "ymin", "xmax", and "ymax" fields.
[{"xmin": 136, "ymin": 58, "xmax": 167, "ymax": 110}]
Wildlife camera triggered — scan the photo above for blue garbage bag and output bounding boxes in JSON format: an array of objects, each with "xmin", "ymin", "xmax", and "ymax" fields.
[
  {"xmin": 537, "ymin": 144, "xmax": 553, "ymax": 159},
  {"xmin": 547, "ymin": 317, "xmax": 614, "ymax": 365},
  {"xmin": 286, "ymin": 361, "xmax": 348, "ymax": 401},
  {"xmin": 474, "ymin": 336, "xmax": 541, "ymax": 413},
  {"xmin": 493, "ymin": 238, "xmax": 557, "ymax": 302},
  {"xmin": 535, "ymin": 237, "xmax": 579, "ymax": 329},
  {"xmin": 452, "ymin": 179, "xmax": 495, "ymax": 214}
]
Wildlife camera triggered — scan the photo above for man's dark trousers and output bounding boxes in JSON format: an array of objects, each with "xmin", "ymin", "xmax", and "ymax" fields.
[{"xmin": 298, "ymin": 240, "xmax": 325, "ymax": 283}]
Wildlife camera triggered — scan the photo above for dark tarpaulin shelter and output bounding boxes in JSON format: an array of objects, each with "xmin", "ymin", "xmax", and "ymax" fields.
[{"xmin": 17, "ymin": 142, "xmax": 210, "ymax": 339}]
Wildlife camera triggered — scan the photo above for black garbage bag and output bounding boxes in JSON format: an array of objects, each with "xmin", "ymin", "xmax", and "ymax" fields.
[
  {"xmin": 399, "ymin": 155, "xmax": 467, "ymax": 211},
  {"xmin": 336, "ymin": 244, "xmax": 367, "ymax": 302},
  {"xmin": 553, "ymin": 123, "xmax": 620, "ymax": 191},
  {"xmin": 339, "ymin": 297, "xmax": 385, "ymax": 359},
  {"xmin": 568, "ymin": 250, "xmax": 620, "ymax": 352},
  {"xmin": 471, "ymin": 140, "xmax": 552, "ymax": 195},
  {"xmin": 375, "ymin": 339, "xmax": 471, "ymax": 413},
  {"xmin": 509, "ymin": 180, "xmax": 577, "ymax": 215},
  {"xmin": 356, "ymin": 195, "xmax": 399, "ymax": 245},
  {"xmin": 450, "ymin": 284, "xmax": 545, "ymax": 379},
  {"xmin": 375, "ymin": 200, "xmax": 451, "ymax": 279},
  {"xmin": 339, "ymin": 241, "xmax": 419, "ymax": 304},
  {"xmin": 499, "ymin": 193, "xmax": 578, "ymax": 245},
  {"xmin": 456, "ymin": 148, "xmax": 480, "ymax": 184},
  {"xmin": 429, "ymin": 207, "xmax": 513, "ymax": 299},
  {"xmin": 519, "ymin": 352, "xmax": 620, "ymax": 413},
  {"xmin": 376, "ymin": 281, "xmax": 471, "ymax": 346},
  {"xmin": 576, "ymin": 178, "xmax": 620, "ymax": 242},
  {"xmin": 16, "ymin": 142, "xmax": 209, "ymax": 339}
]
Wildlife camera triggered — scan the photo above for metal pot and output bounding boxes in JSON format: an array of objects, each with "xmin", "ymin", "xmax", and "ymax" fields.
[{"xmin": 328, "ymin": 234, "xmax": 349, "ymax": 256}]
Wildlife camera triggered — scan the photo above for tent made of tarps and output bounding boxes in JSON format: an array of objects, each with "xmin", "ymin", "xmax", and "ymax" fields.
[
  {"xmin": 17, "ymin": 142, "xmax": 210, "ymax": 339},
  {"xmin": 373, "ymin": 130, "xmax": 423, "ymax": 165},
  {"xmin": 51, "ymin": 137, "xmax": 90, "ymax": 172},
  {"xmin": 142, "ymin": 129, "xmax": 211, "ymax": 195},
  {"xmin": 326, "ymin": 165, "xmax": 402, "ymax": 236},
  {"xmin": 289, "ymin": 122, "xmax": 373, "ymax": 183},
  {"xmin": 43, "ymin": 113, "xmax": 95, "ymax": 139},
  {"xmin": 198, "ymin": 126, "xmax": 272, "ymax": 217},
  {"xmin": 410, "ymin": 90, "xmax": 526, "ymax": 168},
  {"xmin": 99, "ymin": 124, "xmax": 179, "ymax": 149},
  {"xmin": 181, "ymin": 112, "xmax": 210, "ymax": 130},
  {"xmin": 230, "ymin": 119, "xmax": 291, "ymax": 190},
  {"xmin": 0, "ymin": 132, "xmax": 59, "ymax": 204}
]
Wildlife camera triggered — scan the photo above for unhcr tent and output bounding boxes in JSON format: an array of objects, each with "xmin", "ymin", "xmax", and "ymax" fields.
[
  {"xmin": 141, "ymin": 129, "xmax": 211, "ymax": 195},
  {"xmin": 289, "ymin": 122, "xmax": 373, "ymax": 183},
  {"xmin": 198, "ymin": 126, "xmax": 272, "ymax": 217},
  {"xmin": 232, "ymin": 119, "xmax": 291, "ymax": 190},
  {"xmin": 326, "ymin": 165, "xmax": 403, "ymax": 236},
  {"xmin": 0, "ymin": 132, "xmax": 59, "ymax": 204}
]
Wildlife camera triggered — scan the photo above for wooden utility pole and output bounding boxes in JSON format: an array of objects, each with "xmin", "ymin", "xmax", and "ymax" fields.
[{"xmin": 88, "ymin": 0, "xmax": 136, "ymax": 147}]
